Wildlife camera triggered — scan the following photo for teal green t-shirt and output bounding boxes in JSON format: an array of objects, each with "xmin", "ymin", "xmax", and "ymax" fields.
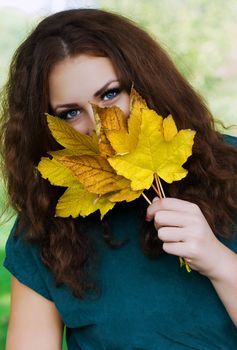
[{"xmin": 3, "ymin": 135, "xmax": 237, "ymax": 349}]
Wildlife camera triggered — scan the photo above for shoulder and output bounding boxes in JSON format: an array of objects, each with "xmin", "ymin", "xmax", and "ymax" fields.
[
  {"xmin": 223, "ymin": 134, "xmax": 237, "ymax": 148},
  {"xmin": 3, "ymin": 218, "xmax": 92, "ymax": 328},
  {"xmin": 4, "ymin": 218, "xmax": 52, "ymax": 300},
  {"xmin": 6, "ymin": 276, "xmax": 63, "ymax": 350}
]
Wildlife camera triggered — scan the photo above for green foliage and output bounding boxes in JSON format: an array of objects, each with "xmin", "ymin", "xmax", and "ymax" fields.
[
  {"xmin": 0, "ymin": 2, "xmax": 236, "ymax": 130},
  {"xmin": 0, "ymin": 246, "xmax": 11, "ymax": 349},
  {"xmin": 99, "ymin": 0, "xmax": 237, "ymax": 135},
  {"xmin": 0, "ymin": 8, "xmax": 36, "ymax": 87}
]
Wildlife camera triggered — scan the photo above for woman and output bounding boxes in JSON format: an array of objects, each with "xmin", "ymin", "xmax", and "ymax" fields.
[{"xmin": 1, "ymin": 8, "xmax": 237, "ymax": 350}]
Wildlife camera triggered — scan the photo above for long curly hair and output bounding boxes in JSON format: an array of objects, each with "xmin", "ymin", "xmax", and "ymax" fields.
[{"xmin": 1, "ymin": 9, "xmax": 237, "ymax": 297}]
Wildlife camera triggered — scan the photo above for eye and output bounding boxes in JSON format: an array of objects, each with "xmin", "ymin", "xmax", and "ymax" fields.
[
  {"xmin": 101, "ymin": 88, "xmax": 121, "ymax": 101},
  {"xmin": 57, "ymin": 109, "xmax": 81, "ymax": 121}
]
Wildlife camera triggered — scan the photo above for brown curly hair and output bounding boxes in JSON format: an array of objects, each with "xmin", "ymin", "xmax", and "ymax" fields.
[{"xmin": 1, "ymin": 9, "xmax": 237, "ymax": 297}]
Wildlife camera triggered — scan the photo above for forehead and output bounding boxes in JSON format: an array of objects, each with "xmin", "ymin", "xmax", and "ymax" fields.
[{"xmin": 49, "ymin": 54, "xmax": 118, "ymax": 104}]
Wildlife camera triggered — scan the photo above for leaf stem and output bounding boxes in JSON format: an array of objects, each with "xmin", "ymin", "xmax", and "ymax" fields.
[
  {"xmin": 179, "ymin": 257, "xmax": 191, "ymax": 272},
  {"xmin": 151, "ymin": 184, "xmax": 161, "ymax": 198},
  {"xmin": 185, "ymin": 262, "xmax": 192, "ymax": 273},
  {"xmin": 154, "ymin": 173, "xmax": 162, "ymax": 198},
  {"xmin": 142, "ymin": 192, "xmax": 152, "ymax": 204},
  {"xmin": 158, "ymin": 176, "xmax": 166, "ymax": 198}
]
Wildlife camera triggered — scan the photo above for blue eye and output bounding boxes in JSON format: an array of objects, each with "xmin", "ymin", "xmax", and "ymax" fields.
[
  {"xmin": 67, "ymin": 110, "xmax": 79, "ymax": 118},
  {"xmin": 102, "ymin": 88, "xmax": 121, "ymax": 101},
  {"xmin": 57, "ymin": 109, "xmax": 81, "ymax": 120}
]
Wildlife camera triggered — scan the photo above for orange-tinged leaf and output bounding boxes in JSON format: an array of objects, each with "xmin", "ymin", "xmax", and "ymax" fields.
[
  {"xmin": 106, "ymin": 89, "xmax": 149, "ymax": 154},
  {"xmin": 108, "ymin": 112, "xmax": 195, "ymax": 190},
  {"xmin": 93, "ymin": 104, "xmax": 127, "ymax": 132},
  {"xmin": 92, "ymin": 105, "xmax": 127, "ymax": 157},
  {"xmin": 129, "ymin": 87, "xmax": 148, "ymax": 112},
  {"xmin": 56, "ymin": 185, "xmax": 115, "ymax": 218},
  {"xmin": 48, "ymin": 149, "xmax": 82, "ymax": 158},
  {"xmin": 98, "ymin": 133, "xmax": 115, "ymax": 157},
  {"xmin": 46, "ymin": 114, "xmax": 99, "ymax": 155},
  {"xmin": 126, "ymin": 88, "xmax": 148, "ymax": 149},
  {"xmin": 58, "ymin": 155, "xmax": 130, "ymax": 195},
  {"xmin": 37, "ymin": 157, "xmax": 78, "ymax": 187},
  {"xmin": 38, "ymin": 156, "xmax": 115, "ymax": 218}
]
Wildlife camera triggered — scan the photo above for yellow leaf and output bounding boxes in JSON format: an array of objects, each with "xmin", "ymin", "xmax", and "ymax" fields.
[
  {"xmin": 96, "ymin": 196, "xmax": 116, "ymax": 219},
  {"xmin": 58, "ymin": 155, "xmax": 130, "ymax": 195},
  {"xmin": 108, "ymin": 187, "xmax": 142, "ymax": 203},
  {"xmin": 129, "ymin": 87, "xmax": 148, "ymax": 112},
  {"xmin": 163, "ymin": 114, "xmax": 178, "ymax": 141},
  {"xmin": 99, "ymin": 133, "xmax": 115, "ymax": 157},
  {"xmin": 46, "ymin": 114, "xmax": 99, "ymax": 155},
  {"xmin": 106, "ymin": 88, "xmax": 148, "ymax": 154},
  {"xmin": 93, "ymin": 104, "xmax": 127, "ymax": 132},
  {"xmin": 157, "ymin": 128, "xmax": 196, "ymax": 183},
  {"xmin": 108, "ymin": 111, "xmax": 195, "ymax": 190},
  {"xmin": 37, "ymin": 89, "xmax": 196, "ymax": 221},
  {"xmin": 37, "ymin": 157, "xmax": 78, "ymax": 187},
  {"xmin": 38, "ymin": 155, "xmax": 115, "ymax": 218},
  {"xmin": 56, "ymin": 185, "xmax": 115, "ymax": 218},
  {"xmin": 48, "ymin": 149, "xmax": 82, "ymax": 158},
  {"xmin": 92, "ymin": 105, "xmax": 127, "ymax": 157}
]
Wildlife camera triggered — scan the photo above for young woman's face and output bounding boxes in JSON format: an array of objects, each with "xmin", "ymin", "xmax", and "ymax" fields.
[{"xmin": 49, "ymin": 54, "xmax": 130, "ymax": 135}]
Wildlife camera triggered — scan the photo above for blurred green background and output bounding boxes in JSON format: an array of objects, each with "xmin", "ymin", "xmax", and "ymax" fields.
[{"xmin": 0, "ymin": 0, "xmax": 236, "ymax": 348}]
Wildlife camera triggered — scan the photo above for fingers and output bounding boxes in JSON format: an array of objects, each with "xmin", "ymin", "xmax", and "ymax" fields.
[
  {"xmin": 162, "ymin": 242, "xmax": 188, "ymax": 257},
  {"xmin": 145, "ymin": 197, "xmax": 219, "ymax": 275},
  {"xmin": 157, "ymin": 226, "xmax": 186, "ymax": 242},
  {"xmin": 146, "ymin": 197, "xmax": 200, "ymax": 222},
  {"xmin": 154, "ymin": 210, "xmax": 196, "ymax": 230}
]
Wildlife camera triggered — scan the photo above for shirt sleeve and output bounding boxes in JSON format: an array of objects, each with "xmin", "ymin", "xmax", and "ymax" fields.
[
  {"xmin": 3, "ymin": 219, "xmax": 53, "ymax": 301},
  {"xmin": 224, "ymin": 134, "xmax": 237, "ymax": 148}
]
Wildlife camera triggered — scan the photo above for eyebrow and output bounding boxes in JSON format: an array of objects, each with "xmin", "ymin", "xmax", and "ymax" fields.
[
  {"xmin": 94, "ymin": 79, "xmax": 119, "ymax": 97},
  {"xmin": 53, "ymin": 79, "xmax": 119, "ymax": 111}
]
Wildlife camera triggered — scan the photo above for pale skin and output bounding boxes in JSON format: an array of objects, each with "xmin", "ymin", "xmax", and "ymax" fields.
[
  {"xmin": 6, "ymin": 54, "xmax": 237, "ymax": 349},
  {"xmin": 146, "ymin": 197, "xmax": 237, "ymax": 327},
  {"xmin": 6, "ymin": 277, "xmax": 63, "ymax": 350}
]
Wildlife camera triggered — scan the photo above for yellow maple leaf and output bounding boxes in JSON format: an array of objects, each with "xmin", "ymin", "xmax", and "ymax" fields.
[
  {"xmin": 38, "ymin": 104, "xmax": 144, "ymax": 218},
  {"xmin": 108, "ymin": 187, "xmax": 143, "ymax": 203},
  {"xmin": 108, "ymin": 111, "xmax": 195, "ymax": 190},
  {"xmin": 106, "ymin": 88, "xmax": 148, "ymax": 154},
  {"xmin": 56, "ymin": 185, "xmax": 115, "ymax": 218},
  {"xmin": 56, "ymin": 154, "xmax": 132, "ymax": 195},
  {"xmin": 37, "ymin": 88, "xmax": 195, "ymax": 224},
  {"xmin": 37, "ymin": 156, "xmax": 114, "ymax": 218},
  {"xmin": 92, "ymin": 104, "xmax": 127, "ymax": 157},
  {"xmin": 37, "ymin": 157, "xmax": 78, "ymax": 187},
  {"xmin": 163, "ymin": 114, "xmax": 178, "ymax": 141},
  {"xmin": 46, "ymin": 114, "xmax": 99, "ymax": 156}
]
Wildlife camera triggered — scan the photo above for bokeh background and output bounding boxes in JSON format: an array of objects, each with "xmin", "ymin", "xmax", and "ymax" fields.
[{"xmin": 0, "ymin": 0, "xmax": 236, "ymax": 348}]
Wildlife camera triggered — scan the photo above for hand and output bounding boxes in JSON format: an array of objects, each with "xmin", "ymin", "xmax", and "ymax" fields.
[{"xmin": 146, "ymin": 197, "xmax": 225, "ymax": 278}]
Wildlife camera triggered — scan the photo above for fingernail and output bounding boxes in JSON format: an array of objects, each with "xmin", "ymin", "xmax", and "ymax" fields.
[{"xmin": 152, "ymin": 197, "xmax": 159, "ymax": 203}]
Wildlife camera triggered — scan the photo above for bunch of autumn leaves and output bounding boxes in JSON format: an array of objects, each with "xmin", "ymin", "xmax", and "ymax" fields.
[{"xmin": 38, "ymin": 89, "xmax": 196, "ymax": 219}]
